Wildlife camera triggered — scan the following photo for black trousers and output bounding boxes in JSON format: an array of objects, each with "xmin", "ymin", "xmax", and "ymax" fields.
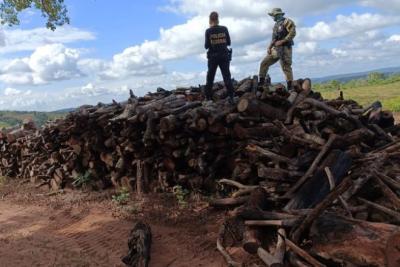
[{"xmin": 205, "ymin": 55, "xmax": 234, "ymax": 99}]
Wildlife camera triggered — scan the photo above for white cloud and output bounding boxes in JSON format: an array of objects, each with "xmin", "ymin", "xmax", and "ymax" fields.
[
  {"xmin": 162, "ymin": 0, "xmax": 360, "ymax": 18},
  {"xmin": 98, "ymin": 14, "xmax": 272, "ymax": 80},
  {"xmin": 0, "ymin": 26, "xmax": 95, "ymax": 54},
  {"xmin": 78, "ymin": 58, "xmax": 107, "ymax": 75},
  {"xmin": 0, "ymin": 72, "xmax": 33, "ymax": 85},
  {"xmin": 30, "ymin": 44, "xmax": 83, "ymax": 82},
  {"xmin": 98, "ymin": 16, "xmax": 208, "ymax": 80},
  {"xmin": 388, "ymin": 35, "xmax": 400, "ymax": 43},
  {"xmin": 162, "ymin": 0, "xmax": 269, "ymax": 18},
  {"xmin": 99, "ymin": 41, "xmax": 166, "ymax": 79},
  {"xmin": 296, "ymin": 42, "xmax": 318, "ymax": 54},
  {"xmin": 332, "ymin": 48, "xmax": 348, "ymax": 58},
  {"xmin": 0, "ymin": 44, "xmax": 84, "ymax": 85},
  {"xmin": 0, "ymin": 29, "xmax": 5, "ymax": 46},
  {"xmin": 361, "ymin": 0, "xmax": 400, "ymax": 13},
  {"xmin": 300, "ymin": 13, "xmax": 400, "ymax": 41},
  {"xmin": 65, "ymin": 82, "xmax": 130, "ymax": 98},
  {"xmin": 0, "ymin": 83, "xmax": 129, "ymax": 111},
  {"xmin": 4, "ymin": 87, "xmax": 21, "ymax": 96}
]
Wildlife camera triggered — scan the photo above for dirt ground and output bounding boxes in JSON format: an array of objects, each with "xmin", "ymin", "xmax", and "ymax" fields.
[
  {"xmin": 0, "ymin": 179, "xmax": 229, "ymax": 267},
  {"xmin": 395, "ymin": 112, "xmax": 400, "ymax": 124}
]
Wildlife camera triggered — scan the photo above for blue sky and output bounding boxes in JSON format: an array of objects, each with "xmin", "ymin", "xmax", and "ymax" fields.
[{"xmin": 0, "ymin": 0, "xmax": 399, "ymax": 111}]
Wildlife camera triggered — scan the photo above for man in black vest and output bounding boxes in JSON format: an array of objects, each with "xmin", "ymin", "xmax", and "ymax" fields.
[
  {"xmin": 259, "ymin": 8, "xmax": 296, "ymax": 90},
  {"xmin": 204, "ymin": 11, "xmax": 234, "ymax": 104}
]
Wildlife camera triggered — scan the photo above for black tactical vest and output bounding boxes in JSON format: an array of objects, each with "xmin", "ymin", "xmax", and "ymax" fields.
[{"xmin": 273, "ymin": 19, "xmax": 294, "ymax": 46}]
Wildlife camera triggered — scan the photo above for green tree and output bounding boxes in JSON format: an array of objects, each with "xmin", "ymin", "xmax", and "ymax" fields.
[
  {"xmin": 0, "ymin": 0, "xmax": 69, "ymax": 30},
  {"xmin": 329, "ymin": 80, "xmax": 341, "ymax": 89},
  {"xmin": 367, "ymin": 72, "xmax": 385, "ymax": 83}
]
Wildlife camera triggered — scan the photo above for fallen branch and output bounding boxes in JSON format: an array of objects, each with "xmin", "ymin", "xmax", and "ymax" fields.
[
  {"xmin": 209, "ymin": 196, "xmax": 250, "ymax": 208},
  {"xmin": 284, "ymin": 134, "xmax": 336, "ymax": 198},
  {"xmin": 374, "ymin": 175, "xmax": 400, "ymax": 210},
  {"xmin": 245, "ymin": 218, "xmax": 299, "ymax": 227},
  {"xmin": 285, "ymin": 237, "xmax": 326, "ymax": 267},
  {"xmin": 291, "ymin": 176, "xmax": 353, "ymax": 243},
  {"xmin": 358, "ymin": 197, "xmax": 400, "ymax": 221},
  {"xmin": 217, "ymin": 225, "xmax": 242, "ymax": 267},
  {"xmin": 325, "ymin": 167, "xmax": 353, "ymax": 218},
  {"xmin": 218, "ymin": 179, "xmax": 258, "ymax": 198}
]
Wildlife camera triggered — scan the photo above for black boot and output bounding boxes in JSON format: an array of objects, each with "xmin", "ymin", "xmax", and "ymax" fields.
[
  {"xmin": 265, "ymin": 75, "xmax": 271, "ymax": 87},
  {"xmin": 287, "ymin": 81, "xmax": 293, "ymax": 91},
  {"xmin": 204, "ymin": 86, "xmax": 213, "ymax": 101},
  {"xmin": 258, "ymin": 77, "xmax": 265, "ymax": 87}
]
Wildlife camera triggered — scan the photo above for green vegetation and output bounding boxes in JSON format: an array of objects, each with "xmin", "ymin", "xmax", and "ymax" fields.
[
  {"xmin": 173, "ymin": 185, "xmax": 189, "ymax": 208},
  {"xmin": 0, "ymin": 176, "xmax": 7, "ymax": 186},
  {"xmin": 112, "ymin": 187, "xmax": 130, "ymax": 205},
  {"xmin": 314, "ymin": 72, "xmax": 400, "ymax": 111},
  {"xmin": 0, "ymin": 110, "xmax": 67, "ymax": 129},
  {"xmin": 0, "ymin": 0, "xmax": 69, "ymax": 30},
  {"xmin": 72, "ymin": 171, "xmax": 92, "ymax": 188}
]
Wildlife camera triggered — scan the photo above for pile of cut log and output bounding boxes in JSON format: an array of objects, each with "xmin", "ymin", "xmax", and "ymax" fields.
[{"xmin": 0, "ymin": 77, "xmax": 399, "ymax": 266}]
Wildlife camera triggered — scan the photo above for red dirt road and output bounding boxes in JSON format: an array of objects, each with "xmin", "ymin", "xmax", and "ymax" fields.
[{"xmin": 0, "ymin": 181, "xmax": 226, "ymax": 267}]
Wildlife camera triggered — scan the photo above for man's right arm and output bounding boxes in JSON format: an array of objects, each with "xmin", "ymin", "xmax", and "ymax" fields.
[
  {"xmin": 268, "ymin": 29, "xmax": 276, "ymax": 54},
  {"xmin": 225, "ymin": 27, "xmax": 231, "ymax": 47}
]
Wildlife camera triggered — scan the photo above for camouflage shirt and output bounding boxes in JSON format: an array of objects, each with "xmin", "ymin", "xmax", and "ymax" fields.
[{"xmin": 272, "ymin": 18, "xmax": 296, "ymax": 46}]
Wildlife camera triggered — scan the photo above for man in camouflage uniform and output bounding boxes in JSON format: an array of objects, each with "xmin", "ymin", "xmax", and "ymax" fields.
[{"xmin": 259, "ymin": 8, "xmax": 296, "ymax": 90}]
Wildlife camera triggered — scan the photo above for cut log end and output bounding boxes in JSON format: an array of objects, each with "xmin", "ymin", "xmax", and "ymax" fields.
[{"xmin": 237, "ymin": 98, "xmax": 250, "ymax": 113}]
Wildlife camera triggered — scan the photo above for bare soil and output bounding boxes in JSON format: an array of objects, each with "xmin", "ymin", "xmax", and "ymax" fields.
[{"xmin": 0, "ymin": 179, "xmax": 227, "ymax": 267}]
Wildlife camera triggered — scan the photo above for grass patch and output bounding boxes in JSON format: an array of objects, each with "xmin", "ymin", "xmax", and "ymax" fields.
[
  {"xmin": 0, "ymin": 110, "xmax": 67, "ymax": 129},
  {"xmin": 0, "ymin": 176, "xmax": 7, "ymax": 186},
  {"xmin": 316, "ymin": 80, "xmax": 400, "ymax": 111},
  {"xmin": 72, "ymin": 171, "xmax": 92, "ymax": 188},
  {"xmin": 112, "ymin": 187, "xmax": 130, "ymax": 205},
  {"xmin": 382, "ymin": 96, "xmax": 400, "ymax": 112},
  {"xmin": 173, "ymin": 185, "xmax": 189, "ymax": 208}
]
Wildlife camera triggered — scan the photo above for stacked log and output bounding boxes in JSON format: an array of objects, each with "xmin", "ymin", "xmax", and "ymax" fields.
[{"xmin": 0, "ymin": 76, "xmax": 399, "ymax": 266}]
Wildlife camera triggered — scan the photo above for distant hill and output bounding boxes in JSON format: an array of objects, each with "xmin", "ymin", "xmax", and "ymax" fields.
[
  {"xmin": 313, "ymin": 66, "xmax": 400, "ymax": 84},
  {"xmin": 52, "ymin": 108, "xmax": 76, "ymax": 113},
  {"xmin": 0, "ymin": 110, "xmax": 68, "ymax": 129}
]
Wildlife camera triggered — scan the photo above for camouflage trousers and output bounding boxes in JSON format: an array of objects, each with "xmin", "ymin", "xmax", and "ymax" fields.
[{"xmin": 259, "ymin": 46, "xmax": 293, "ymax": 81}]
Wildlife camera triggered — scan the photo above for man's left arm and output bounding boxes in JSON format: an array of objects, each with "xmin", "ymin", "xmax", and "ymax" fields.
[
  {"xmin": 283, "ymin": 19, "xmax": 296, "ymax": 43},
  {"xmin": 275, "ymin": 19, "xmax": 296, "ymax": 47}
]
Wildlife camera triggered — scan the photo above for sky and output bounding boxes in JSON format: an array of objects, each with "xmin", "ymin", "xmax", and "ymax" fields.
[{"xmin": 0, "ymin": 0, "xmax": 399, "ymax": 111}]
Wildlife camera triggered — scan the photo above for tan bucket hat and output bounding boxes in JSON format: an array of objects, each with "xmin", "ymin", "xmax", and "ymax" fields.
[{"xmin": 268, "ymin": 8, "xmax": 285, "ymax": 16}]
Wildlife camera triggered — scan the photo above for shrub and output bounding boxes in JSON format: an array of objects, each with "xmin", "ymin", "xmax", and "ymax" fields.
[
  {"xmin": 112, "ymin": 187, "xmax": 130, "ymax": 205},
  {"xmin": 72, "ymin": 171, "xmax": 92, "ymax": 188},
  {"xmin": 173, "ymin": 185, "xmax": 190, "ymax": 208}
]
